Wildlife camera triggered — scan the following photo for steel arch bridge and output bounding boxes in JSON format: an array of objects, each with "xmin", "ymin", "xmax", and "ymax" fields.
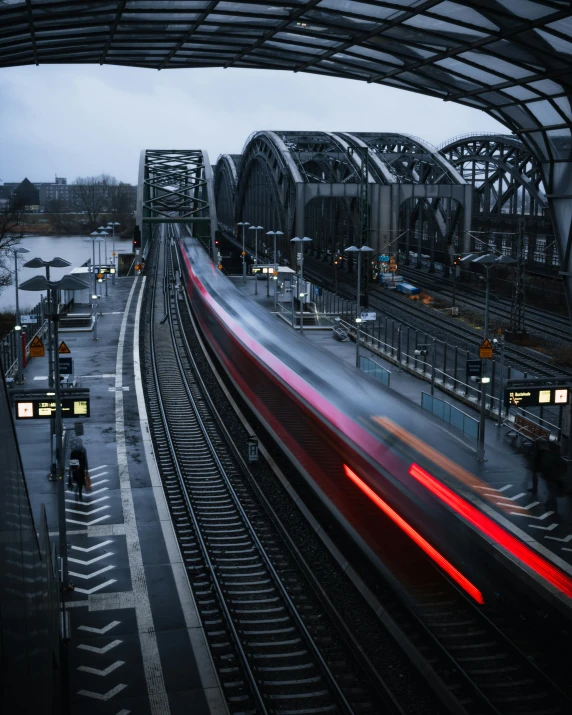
[
  {"xmin": 1, "ymin": 1, "xmax": 571, "ymax": 312},
  {"xmin": 215, "ymin": 130, "xmax": 472, "ymax": 272},
  {"xmin": 439, "ymin": 133, "xmax": 556, "ymax": 269}
]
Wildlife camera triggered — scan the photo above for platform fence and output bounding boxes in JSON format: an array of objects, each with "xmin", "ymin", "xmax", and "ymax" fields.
[
  {"xmin": 421, "ymin": 392, "xmax": 479, "ymax": 445},
  {"xmin": 359, "ymin": 355, "xmax": 391, "ymax": 388}
]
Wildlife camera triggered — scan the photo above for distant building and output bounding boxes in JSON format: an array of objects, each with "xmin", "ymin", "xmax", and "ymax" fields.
[{"xmin": 0, "ymin": 177, "xmax": 136, "ymax": 213}]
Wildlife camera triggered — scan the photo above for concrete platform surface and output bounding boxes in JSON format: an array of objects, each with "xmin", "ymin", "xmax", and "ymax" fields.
[{"xmin": 15, "ymin": 276, "xmax": 226, "ymax": 715}]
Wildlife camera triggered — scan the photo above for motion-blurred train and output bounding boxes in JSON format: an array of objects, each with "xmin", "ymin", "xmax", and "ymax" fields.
[{"xmin": 179, "ymin": 237, "xmax": 572, "ymax": 617}]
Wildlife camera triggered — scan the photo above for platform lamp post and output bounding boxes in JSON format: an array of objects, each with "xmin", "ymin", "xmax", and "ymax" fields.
[
  {"xmin": 84, "ymin": 234, "xmax": 104, "ymax": 298},
  {"xmin": 23, "ymin": 257, "xmax": 71, "ymax": 389},
  {"xmin": 267, "ymin": 230, "xmax": 284, "ymax": 311},
  {"xmin": 20, "ymin": 273, "xmax": 90, "ymax": 592},
  {"xmin": 10, "ymin": 246, "xmax": 30, "ymax": 383},
  {"xmin": 107, "ymin": 221, "xmax": 120, "ymax": 284},
  {"xmin": 98, "ymin": 230, "xmax": 110, "ymax": 297},
  {"xmin": 345, "ymin": 245, "xmax": 373, "ymax": 367},
  {"xmin": 291, "ymin": 236, "xmax": 312, "ymax": 335},
  {"xmin": 462, "ymin": 253, "xmax": 516, "ymax": 461},
  {"xmin": 248, "ymin": 225, "xmax": 264, "ymax": 295},
  {"xmin": 237, "ymin": 221, "xmax": 250, "ymax": 283}
]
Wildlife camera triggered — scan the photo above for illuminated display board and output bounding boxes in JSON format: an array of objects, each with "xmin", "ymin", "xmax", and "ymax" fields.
[
  {"xmin": 15, "ymin": 396, "xmax": 90, "ymax": 419},
  {"xmin": 505, "ymin": 387, "xmax": 569, "ymax": 408}
]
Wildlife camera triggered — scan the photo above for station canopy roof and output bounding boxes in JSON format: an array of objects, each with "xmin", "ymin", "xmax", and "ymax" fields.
[{"xmin": 1, "ymin": 1, "xmax": 571, "ymax": 161}]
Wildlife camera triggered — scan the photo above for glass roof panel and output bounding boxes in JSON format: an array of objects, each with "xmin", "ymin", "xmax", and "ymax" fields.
[
  {"xmin": 404, "ymin": 14, "xmax": 489, "ymax": 39},
  {"xmin": 535, "ymin": 28, "xmax": 572, "ymax": 55},
  {"xmin": 495, "ymin": 0, "xmax": 558, "ymax": 21},
  {"xmin": 430, "ymin": 2, "xmax": 499, "ymax": 32}
]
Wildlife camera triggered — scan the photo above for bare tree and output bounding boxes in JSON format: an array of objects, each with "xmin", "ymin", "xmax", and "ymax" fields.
[
  {"xmin": 108, "ymin": 181, "xmax": 136, "ymax": 232},
  {"xmin": 0, "ymin": 205, "xmax": 25, "ymax": 291},
  {"xmin": 71, "ymin": 174, "xmax": 113, "ymax": 226}
]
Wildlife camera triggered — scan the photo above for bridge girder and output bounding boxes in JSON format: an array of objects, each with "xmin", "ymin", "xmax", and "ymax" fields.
[{"xmin": 137, "ymin": 149, "xmax": 217, "ymax": 258}]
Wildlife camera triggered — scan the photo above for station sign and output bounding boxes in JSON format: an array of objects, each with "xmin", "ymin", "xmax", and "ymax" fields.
[
  {"xmin": 20, "ymin": 314, "xmax": 36, "ymax": 324},
  {"xmin": 505, "ymin": 386, "xmax": 569, "ymax": 408},
  {"xmin": 360, "ymin": 312, "xmax": 377, "ymax": 321},
  {"xmin": 94, "ymin": 266, "xmax": 116, "ymax": 274},
  {"xmin": 29, "ymin": 335, "xmax": 45, "ymax": 358},
  {"xmin": 14, "ymin": 388, "xmax": 90, "ymax": 420},
  {"xmin": 59, "ymin": 357, "xmax": 74, "ymax": 375},
  {"xmin": 466, "ymin": 359, "xmax": 482, "ymax": 381},
  {"xmin": 248, "ymin": 436, "xmax": 259, "ymax": 462},
  {"xmin": 378, "ymin": 255, "xmax": 389, "ymax": 263}
]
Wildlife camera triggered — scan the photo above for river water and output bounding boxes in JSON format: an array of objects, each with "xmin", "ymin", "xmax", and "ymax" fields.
[{"xmin": 0, "ymin": 234, "xmax": 134, "ymax": 312}]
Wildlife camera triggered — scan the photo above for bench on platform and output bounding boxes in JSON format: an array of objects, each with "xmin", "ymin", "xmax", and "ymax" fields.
[
  {"xmin": 332, "ymin": 326, "xmax": 349, "ymax": 342},
  {"xmin": 504, "ymin": 413, "xmax": 552, "ymax": 445}
]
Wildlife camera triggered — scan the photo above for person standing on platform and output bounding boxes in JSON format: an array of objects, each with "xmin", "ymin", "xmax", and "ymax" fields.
[
  {"xmin": 528, "ymin": 438, "xmax": 546, "ymax": 493},
  {"xmin": 70, "ymin": 437, "xmax": 89, "ymax": 501}
]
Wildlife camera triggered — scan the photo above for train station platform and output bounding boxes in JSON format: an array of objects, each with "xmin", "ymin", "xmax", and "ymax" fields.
[
  {"xmin": 230, "ymin": 274, "xmax": 572, "ymax": 581},
  {"xmin": 13, "ymin": 277, "xmax": 226, "ymax": 715}
]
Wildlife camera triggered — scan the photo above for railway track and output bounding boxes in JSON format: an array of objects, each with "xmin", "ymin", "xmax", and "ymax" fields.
[
  {"xmin": 304, "ymin": 258, "xmax": 572, "ymax": 379},
  {"xmin": 141, "ymin": 229, "xmax": 397, "ymax": 714},
  {"xmin": 397, "ymin": 265, "xmax": 572, "ymax": 343}
]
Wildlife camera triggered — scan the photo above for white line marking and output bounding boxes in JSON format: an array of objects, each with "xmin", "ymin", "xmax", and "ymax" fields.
[
  {"xmin": 90, "ymin": 480, "xmax": 110, "ymax": 487},
  {"xmin": 33, "ymin": 375, "xmax": 49, "ymax": 380},
  {"xmin": 530, "ymin": 523, "xmax": 559, "ymax": 531},
  {"xmin": 115, "ymin": 710, "xmax": 131, "ymax": 715},
  {"xmin": 72, "ymin": 540, "xmax": 113, "ymax": 553},
  {"xmin": 83, "ymin": 488, "xmax": 110, "ymax": 496},
  {"xmin": 66, "ymin": 506, "xmax": 110, "ymax": 515},
  {"xmin": 116, "ymin": 277, "xmax": 170, "ymax": 714},
  {"xmin": 90, "ymin": 465, "xmax": 109, "ymax": 473},
  {"xmin": 498, "ymin": 501, "xmax": 539, "ymax": 510},
  {"xmin": 510, "ymin": 510, "xmax": 554, "ymax": 520},
  {"xmin": 77, "ymin": 683, "xmax": 127, "ymax": 701},
  {"xmin": 78, "ymin": 660, "xmax": 125, "ymax": 676},
  {"xmin": 66, "ymin": 496, "xmax": 110, "ymax": 506},
  {"xmin": 78, "ymin": 621, "xmax": 121, "ymax": 634},
  {"xmin": 69, "ymin": 565, "xmax": 115, "ymax": 580},
  {"xmin": 67, "ymin": 515, "xmax": 111, "ymax": 526},
  {"xmin": 69, "ymin": 553, "xmax": 113, "ymax": 566},
  {"xmin": 78, "ymin": 639, "xmax": 122, "ymax": 654},
  {"xmin": 77, "ymin": 374, "xmax": 116, "ymax": 378},
  {"xmin": 74, "ymin": 579, "xmax": 116, "ymax": 595},
  {"xmin": 90, "ymin": 471, "xmax": 109, "ymax": 479},
  {"xmin": 495, "ymin": 492, "xmax": 526, "ymax": 502},
  {"xmin": 546, "ymin": 534, "xmax": 572, "ymax": 543},
  {"xmin": 475, "ymin": 484, "xmax": 512, "ymax": 492},
  {"xmin": 132, "ymin": 275, "xmax": 226, "ymax": 715}
]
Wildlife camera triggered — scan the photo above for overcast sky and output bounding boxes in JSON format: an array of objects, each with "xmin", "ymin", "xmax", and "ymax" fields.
[{"xmin": 0, "ymin": 64, "xmax": 507, "ymax": 184}]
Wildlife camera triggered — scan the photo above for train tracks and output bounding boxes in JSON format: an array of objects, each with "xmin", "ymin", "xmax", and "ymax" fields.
[
  {"xmin": 141, "ymin": 232, "xmax": 572, "ymax": 714},
  {"xmin": 304, "ymin": 258, "xmax": 572, "ymax": 379},
  {"xmin": 397, "ymin": 265, "xmax": 572, "ymax": 344},
  {"xmin": 140, "ymin": 230, "xmax": 397, "ymax": 714}
]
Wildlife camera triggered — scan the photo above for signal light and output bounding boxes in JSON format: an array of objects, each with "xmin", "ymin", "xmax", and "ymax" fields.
[{"xmin": 133, "ymin": 224, "xmax": 141, "ymax": 249}]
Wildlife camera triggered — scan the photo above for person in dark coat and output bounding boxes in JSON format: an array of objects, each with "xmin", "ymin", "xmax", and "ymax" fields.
[
  {"xmin": 528, "ymin": 438, "xmax": 546, "ymax": 493},
  {"xmin": 70, "ymin": 437, "xmax": 89, "ymax": 501}
]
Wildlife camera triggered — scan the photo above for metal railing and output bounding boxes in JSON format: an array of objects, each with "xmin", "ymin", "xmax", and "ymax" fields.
[
  {"xmin": 422, "ymin": 392, "xmax": 479, "ymax": 444},
  {"xmin": 359, "ymin": 355, "xmax": 390, "ymax": 387}
]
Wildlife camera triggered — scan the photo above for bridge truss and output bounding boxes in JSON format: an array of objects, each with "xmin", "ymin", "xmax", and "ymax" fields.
[
  {"xmin": 440, "ymin": 134, "xmax": 556, "ymax": 273},
  {"xmin": 136, "ymin": 149, "xmax": 217, "ymax": 259},
  {"xmin": 215, "ymin": 130, "xmax": 472, "ymax": 275}
]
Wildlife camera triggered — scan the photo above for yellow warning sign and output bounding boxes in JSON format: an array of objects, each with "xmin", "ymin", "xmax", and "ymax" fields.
[
  {"xmin": 479, "ymin": 338, "xmax": 493, "ymax": 359},
  {"xmin": 58, "ymin": 341, "xmax": 71, "ymax": 354},
  {"xmin": 29, "ymin": 335, "xmax": 45, "ymax": 358},
  {"xmin": 112, "ymin": 252, "xmax": 116, "ymax": 256}
]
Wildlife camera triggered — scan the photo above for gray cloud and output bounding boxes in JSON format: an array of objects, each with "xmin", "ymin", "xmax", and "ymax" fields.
[{"xmin": 0, "ymin": 64, "xmax": 506, "ymax": 183}]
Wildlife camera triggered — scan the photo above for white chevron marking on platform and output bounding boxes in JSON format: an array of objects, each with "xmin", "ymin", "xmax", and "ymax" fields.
[
  {"xmin": 84, "ymin": 487, "xmax": 110, "ymax": 496},
  {"xmin": 90, "ymin": 472, "xmax": 109, "ymax": 480},
  {"xmin": 74, "ymin": 579, "xmax": 116, "ymax": 595},
  {"xmin": 475, "ymin": 484, "xmax": 512, "ymax": 492},
  {"xmin": 66, "ymin": 505, "xmax": 110, "ymax": 515},
  {"xmin": 90, "ymin": 479, "xmax": 110, "ymax": 486},
  {"xmin": 66, "ymin": 496, "xmax": 110, "ymax": 506},
  {"xmin": 72, "ymin": 540, "xmax": 113, "ymax": 553},
  {"xmin": 69, "ymin": 565, "xmax": 114, "ymax": 580},
  {"xmin": 115, "ymin": 710, "xmax": 131, "ymax": 715},
  {"xmin": 495, "ymin": 492, "xmax": 526, "ymax": 502},
  {"xmin": 510, "ymin": 510, "xmax": 554, "ymax": 520},
  {"xmin": 78, "ymin": 660, "xmax": 124, "ymax": 676},
  {"xmin": 78, "ymin": 620, "xmax": 121, "ymax": 635},
  {"xmin": 66, "ymin": 515, "xmax": 110, "ymax": 526},
  {"xmin": 90, "ymin": 465, "xmax": 109, "ymax": 472},
  {"xmin": 69, "ymin": 552, "xmax": 113, "ymax": 566},
  {"xmin": 78, "ymin": 639, "xmax": 122, "ymax": 654},
  {"xmin": 500, "ymin": 501, "xmax": 540, "ymax": 510},
  {"xmin": 77, "ymin": 683, "xmax": 126, "ymax": 701},
  {"xmin": 546, "ymin": 534, "xmax": 572, "ymax": 543},
  {"xmin": 530, "ymin": 523, "xmax": 559, "ymax": 531}
]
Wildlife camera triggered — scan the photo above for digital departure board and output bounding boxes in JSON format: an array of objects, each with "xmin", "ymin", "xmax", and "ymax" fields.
[
  {"xmin": 505, "ymin": 387, "xmax": 569, "ymax": 408},
  {"xmin": 14, "ymin": 394, "xmax": 90, "ymax": 419}
]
